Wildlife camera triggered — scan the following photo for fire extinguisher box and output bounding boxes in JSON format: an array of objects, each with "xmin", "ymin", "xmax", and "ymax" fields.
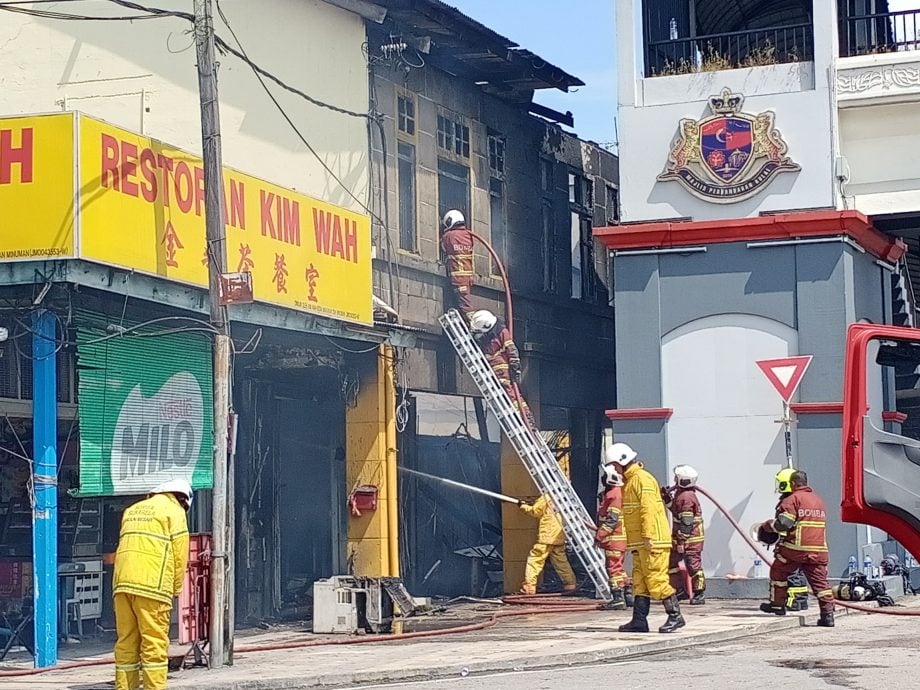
[{"xmin": 349, "ymin": 485, "xmax": 378, "ymax": 517}]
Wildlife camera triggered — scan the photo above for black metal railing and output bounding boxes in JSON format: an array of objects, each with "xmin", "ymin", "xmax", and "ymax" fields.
[
  {"xmin": 646, "ymin": 23, "xmax": 813, "ymax": 77},
  {"xmin": 840, "ymin": 8, "xmax": 920, "ymax": 57}
]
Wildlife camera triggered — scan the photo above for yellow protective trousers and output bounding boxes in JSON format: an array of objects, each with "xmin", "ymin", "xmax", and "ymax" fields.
[
  {"xmin": 630, "ymin": 547, "xmax": 676, "ymax": 601},
  {"xmin": 522, "ymin": 543, "xmax": 576, "ymax": 590},
  {"xmin": 114, "ymin": 592, "xmax": 172, "ymax": 690}
]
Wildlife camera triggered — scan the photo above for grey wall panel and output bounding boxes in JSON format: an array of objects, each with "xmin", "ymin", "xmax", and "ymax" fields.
[
  {"xmin": 659, "ymin": 243, "xmax": 797, "ymax": 337},
  {"xmin": 852, "ymin": 251, "xmax": 886, "ymax": 325},
  {"xmin": 795, "ymin": 244, "xmax": 848, "ymax": 403},
  {"xmin": 797, "ymin": 417, "xmax": 860, "ymax": 577},
  {"xmin": 613, "ymin": 254, "xmax": 662, "ymax": 409},
  {"xmin": 610, "ymin": 419, "xmax": 669, "ymax": 483}
]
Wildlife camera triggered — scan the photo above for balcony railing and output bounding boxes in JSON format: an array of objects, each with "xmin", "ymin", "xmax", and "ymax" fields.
[
  {"xmin": 646, "ymin": 23, "xmax": 813, "ymax": 77},
  {"xmin": 840, "ymin": 8, "xmax": 920, "ymax": 57}
]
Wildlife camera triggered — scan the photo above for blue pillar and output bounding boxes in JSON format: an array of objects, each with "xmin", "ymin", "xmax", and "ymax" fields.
[{"xmin": 31, "ymin": 309, "xmax": 58, "ymax": 667}]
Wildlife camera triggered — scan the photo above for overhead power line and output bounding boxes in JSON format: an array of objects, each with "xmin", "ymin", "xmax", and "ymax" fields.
[{"xmin": 0, "ymin": 0, "xmax": 178, "ymax": 20}]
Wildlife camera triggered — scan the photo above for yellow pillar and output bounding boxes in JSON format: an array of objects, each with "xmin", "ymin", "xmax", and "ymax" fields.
[
  {"xmin": 501, "ymin": 430, "xmax": 571, "ymax": 593},
  {"xmin": 383, "ymin": 346, "xmax": 400, "ymax": 578},
  {"xmin": 501, "ymin": 436, "xmax": 537, "ymax": 592},
  {"xmin": 345, "ymin": 345, "xmax": 398, "ymax": 577}
]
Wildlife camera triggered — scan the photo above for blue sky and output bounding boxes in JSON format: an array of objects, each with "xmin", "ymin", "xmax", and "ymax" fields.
[{"xmin": 448, "ymin": 0, "xmax": 618, "ymax": 147}]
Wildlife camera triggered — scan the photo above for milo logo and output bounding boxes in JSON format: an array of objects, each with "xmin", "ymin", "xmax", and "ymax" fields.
[{"xmin": 111, "ymin": 372, "xmax": 204, "ymax": 492}]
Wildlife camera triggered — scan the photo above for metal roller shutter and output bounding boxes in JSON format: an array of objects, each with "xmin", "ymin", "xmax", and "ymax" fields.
[{"xmin": 75, "ymin": 312, "xmax": 214, "ymax": 497}]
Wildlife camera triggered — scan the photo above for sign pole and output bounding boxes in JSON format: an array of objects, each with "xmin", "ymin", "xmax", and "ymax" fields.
[
  {"xmin": 755, "ymin": 356, "xmax": 812, "ymax": 472},
  {"xmin": 782, "ymin": 400, "xmax": 794, "ymax": 469},
  {"xmin": 194, "ymin": 0, "xmax": 232, "ymax": 668}
]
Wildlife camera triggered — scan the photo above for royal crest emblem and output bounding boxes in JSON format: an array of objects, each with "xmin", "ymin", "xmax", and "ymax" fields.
[{"xmin": 658, "ymin": 88, "xmax": 800, "ymax": 203}]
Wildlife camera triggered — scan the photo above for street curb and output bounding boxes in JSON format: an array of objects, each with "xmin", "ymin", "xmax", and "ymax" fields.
[{"xmin": 180, "ymin": 613, "xmax": 813, "ymax": 689}]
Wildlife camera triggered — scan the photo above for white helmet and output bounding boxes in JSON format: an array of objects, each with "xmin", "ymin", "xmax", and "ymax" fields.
[
  {"xmin": 442, "ymin": 209, "xmax": 465, "ymax": 231},
  {"xmin": 604, "ymin": 442, "xmax": 637, "ymax": 467},
  {"xmin": 602, "ymin": 462, "xmax": 624, "ymax": 486},
  {"xmin": 152, "ymin": 478, "xmax": 193, "ymax": 506},
  {"xmin": 673, "ymin": 465, "xmax": 698, "ymax": 488},
  {"xmin": 469, "ymin": 309, "xmax": 497, "ymax": 334}
]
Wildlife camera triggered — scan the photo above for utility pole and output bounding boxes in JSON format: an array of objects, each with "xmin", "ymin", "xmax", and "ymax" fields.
[{"xmin": 194, "ymin": 0, "xmax": 232, "ymax": 668}]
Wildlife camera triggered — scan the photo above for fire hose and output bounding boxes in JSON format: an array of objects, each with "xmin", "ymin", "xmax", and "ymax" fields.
[
  {"xmin": 0, "ymin": 601, "xmax": 600, "ymax": 678},
  {"xmin": 4, "ymin": 485, "xmax": 919, "ymax": 679}
]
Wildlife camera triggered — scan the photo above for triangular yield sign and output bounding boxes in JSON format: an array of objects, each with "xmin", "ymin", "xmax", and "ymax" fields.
[{"xmin": 755, "ymin": 356, "xmax": 813, "ymax": 403}]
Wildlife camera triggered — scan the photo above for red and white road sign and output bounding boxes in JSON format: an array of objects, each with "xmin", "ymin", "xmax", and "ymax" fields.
[{"xmin": 756, "ymin": 356, "xmax": 813, "ymax": 403}]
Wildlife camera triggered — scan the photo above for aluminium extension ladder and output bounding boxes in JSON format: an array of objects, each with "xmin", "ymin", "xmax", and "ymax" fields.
[{"xmin": 438, "ymin": 309, "xmax": 612, "ymax": 601}]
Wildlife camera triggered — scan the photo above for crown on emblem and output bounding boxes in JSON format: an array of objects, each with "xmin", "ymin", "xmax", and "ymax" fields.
[{"xmin": 709, "ymin": 88, "xmax": 744, "ymax": 115}]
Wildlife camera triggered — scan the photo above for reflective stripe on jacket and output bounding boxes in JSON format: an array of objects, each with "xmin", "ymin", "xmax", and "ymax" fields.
[
  {"xmin": 441, "ymin": 228, "xmax": 474, "ymax": 278},
  {"xmin": 114, "ymin": 493, "xmax": 190, "ymax": 604},
  {"xmin": 670, "ymin": 488, "xmax": 705, "ymax": 546},
  {"xmin": 622, "ymin": 463, "xmax": 671, "ymax": 550},
  {"xmin": 597, "ymin": 485, "xmax": 626, "ymax": 547},
  {"xmin": 774, "ymin": 486, "xmax": 828, "ymax": 554},
  {"xmin": 521, "ymin": 494, "xmax": 565, "ymax": 546}
]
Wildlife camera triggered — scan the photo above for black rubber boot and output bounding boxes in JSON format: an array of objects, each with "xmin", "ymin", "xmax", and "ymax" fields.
[
  {"xmin": 618, "ymin": 595, "xmax": 650, "ymax": 632},
  {"xmin": 659, "ymin": 594, "xmax": 686, "ymax": 633},
  {"xmin": 759, "ymin": 602, "xmax": 786, "ymax": 616},
  {"xmin": 689, "ymin": 590, "xmax": 706, "ymax": 606},
  {"xmin": 676, "ymin": 589, "xmax": 690, "ymax": 602},
  {"xmin": 624, "ymin": 584, "xmax": 634, "ymax": 608},
  {"xmin": 817, "ymin": 612, "xmax": 835, "ymax": 628},
  {"xmin": 602, "ymin": 588, "xmax": 627, "ymax": 611}
]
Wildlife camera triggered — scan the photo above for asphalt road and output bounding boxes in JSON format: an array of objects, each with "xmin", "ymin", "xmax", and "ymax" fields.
[{"xmin": 355, "ymin": 607, "xmax": 920, "ymax": 689}]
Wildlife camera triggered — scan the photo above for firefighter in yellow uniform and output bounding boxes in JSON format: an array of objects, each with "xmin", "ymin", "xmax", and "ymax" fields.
[
  {"xmin": 518, "ymin": 494, "xmax": 577, "ymax": 594},
  {"xmin": 606, "ymin": 443, "xmax": 685, "ymax": 633},
  {"xmin": 113, "ymin": 479, "xmax": 192, "ymax": 690}
]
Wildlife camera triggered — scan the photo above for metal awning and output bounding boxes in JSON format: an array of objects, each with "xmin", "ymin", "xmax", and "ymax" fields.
[{"xmin": 0, "ymin": 260, "xmax": 417, "ymax": 348}]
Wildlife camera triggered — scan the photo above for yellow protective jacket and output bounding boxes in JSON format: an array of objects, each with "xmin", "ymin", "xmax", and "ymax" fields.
[
  {"xmin": 622, "ymin": 463, "xmax": 671, "ymax": 550},
  {"xmin": 520, "ymin": 495, "xmax": 565, "ymax": 546},
  {"xmin": 114, "ymin": 493, "xmax": 190, "ymax": 604}
]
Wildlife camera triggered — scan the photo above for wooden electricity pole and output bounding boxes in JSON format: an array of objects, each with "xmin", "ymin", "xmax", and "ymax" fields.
[{"xmin": 193, "ymin": 0, "xmax": 232, "ymax": 668}]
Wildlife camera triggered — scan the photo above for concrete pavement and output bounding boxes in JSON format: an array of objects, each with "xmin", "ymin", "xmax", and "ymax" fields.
[
  {"xmin": 3, "ymin": 598, "xmax": 917, "ymax": 689},
  {"xmin": 358, "ymin": 603, "xmax": 920, "ymax": 689}
]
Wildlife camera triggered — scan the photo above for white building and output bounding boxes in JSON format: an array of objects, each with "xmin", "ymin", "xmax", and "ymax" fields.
[
  {"xmin": 601, "ymin": 0, "xmax": 920, "ymax": 576},
  {"xmin": 0, "ymin": 0, "xmax": 370, "ymax": 212}
]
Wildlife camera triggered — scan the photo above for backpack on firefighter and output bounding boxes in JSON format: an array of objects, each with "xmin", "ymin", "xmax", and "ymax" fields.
[{"xmin": 833, "ymin": 572, "xmax": 896, "ymax": 607}]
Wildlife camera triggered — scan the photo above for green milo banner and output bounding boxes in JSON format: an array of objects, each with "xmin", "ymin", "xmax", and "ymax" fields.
[{"xmin": 76, "ymin": 316, "xmax": 214, "ymax": 496}]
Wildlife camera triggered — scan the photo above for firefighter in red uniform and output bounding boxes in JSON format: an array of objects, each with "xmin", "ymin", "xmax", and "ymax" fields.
[
  {"xmin": 663, "ymin": 465, "xmax": 706, "ymax": 605},
  {"xmin": 440, "ymin": 209, "xmax": 475, "ymax": 319},
  {"xmin": 597, "ymin": 459, "xmax": 628, "ymax": 610},
  {"xmin": 470, "ymin": 310, "xmax": 536, "ymax": 428},
  {"xmin": 758, "ymin": 469, "xmax": 836, "ymax": 627}
]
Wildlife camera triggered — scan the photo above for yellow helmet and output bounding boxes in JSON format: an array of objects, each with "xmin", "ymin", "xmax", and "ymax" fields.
[{"xmin": 775, "ymin": 468, "xmax": 796, "ymax": 494}]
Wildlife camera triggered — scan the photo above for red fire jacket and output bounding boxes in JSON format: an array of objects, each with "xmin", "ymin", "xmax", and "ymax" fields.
[
  {"xmin": 597, "ymin": 485, "xmax": 627, "ymax": 549},
  {"xmin": 771, "ymin": 486, "xmax": 829, "ymax": 562},
  {"xmin": 480, "ymin": 323, "xmax": 521, "ymax": 385},
  {"xmin": 669, "ymin": 488, "xmax": 704, "ymax": 551},
  {"xmin": 440, "ymin": 227, "xmax": 474, "ymax": 283}
]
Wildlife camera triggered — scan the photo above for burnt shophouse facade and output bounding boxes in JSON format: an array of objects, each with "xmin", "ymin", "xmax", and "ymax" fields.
[{"xmin": 363, "ymin": 3, "xmax": 619, "ymax": 594}]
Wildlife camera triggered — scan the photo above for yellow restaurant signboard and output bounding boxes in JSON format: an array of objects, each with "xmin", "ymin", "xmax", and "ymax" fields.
[
  {"xmin": 0, "ymin": 113, "xmax": 75, "ymax": 261},
  {"xmin": 1, "ymin": 112, "xmax": 372, "ymax": 325}
]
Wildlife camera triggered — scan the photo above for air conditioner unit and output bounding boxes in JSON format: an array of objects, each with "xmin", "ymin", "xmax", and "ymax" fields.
[
  {"xmin": 312, "ymin": 576, "xmax": 407, "ymax": 634},
  {"xmin": 312, "ymin": 576, "xmax": 361, "ymax": 634}
]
